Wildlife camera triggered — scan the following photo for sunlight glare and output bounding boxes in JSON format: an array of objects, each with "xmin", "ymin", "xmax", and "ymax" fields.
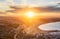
[{"xmin": 25, "ymin": 11, "xmax": 35, "ymax": 18}]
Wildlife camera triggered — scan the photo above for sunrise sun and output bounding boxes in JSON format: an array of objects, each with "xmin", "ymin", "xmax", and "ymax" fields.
[{"xmin": 25, "ymin": 11, "xmax": 35, "ymax": 18}]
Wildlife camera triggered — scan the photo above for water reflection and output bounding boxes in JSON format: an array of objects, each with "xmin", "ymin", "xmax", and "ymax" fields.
[{"xmin": 38, "ymin": 22, "xmax": 60, "ymax": 31}]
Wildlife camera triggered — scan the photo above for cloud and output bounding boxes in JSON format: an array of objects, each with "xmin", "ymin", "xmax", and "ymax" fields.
[
  {"xmin": 0, "ymin": 0, "xmax": 15, "ymax": 12},
  {"xmin": 0, "ymin": 3, "xmax": 12, "ymax": 12},
  {"xmin": 49, "ymin": 1, "xmax": 60, "ymax": 6},
  {"xmin": 42, "ymin": 7, "xmax": 60, "ymax": 12},
  {"xmin": 0, "ymin": 0, "xmax": 60, "ymax": 12},
  {"xmin": 5, "ymin": 0, "xmax": 14, "ymax": 6}
]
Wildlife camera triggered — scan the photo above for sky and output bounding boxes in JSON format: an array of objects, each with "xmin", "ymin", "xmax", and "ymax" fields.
[{"xmin": 0, "ymin": 0, "xmax": 60, "ymax": 11}]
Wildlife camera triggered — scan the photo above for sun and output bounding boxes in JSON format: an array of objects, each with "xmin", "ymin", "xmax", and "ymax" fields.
[{"xmin": 25, "ymin": 11, "xmax": 35, "ymax": 18}]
